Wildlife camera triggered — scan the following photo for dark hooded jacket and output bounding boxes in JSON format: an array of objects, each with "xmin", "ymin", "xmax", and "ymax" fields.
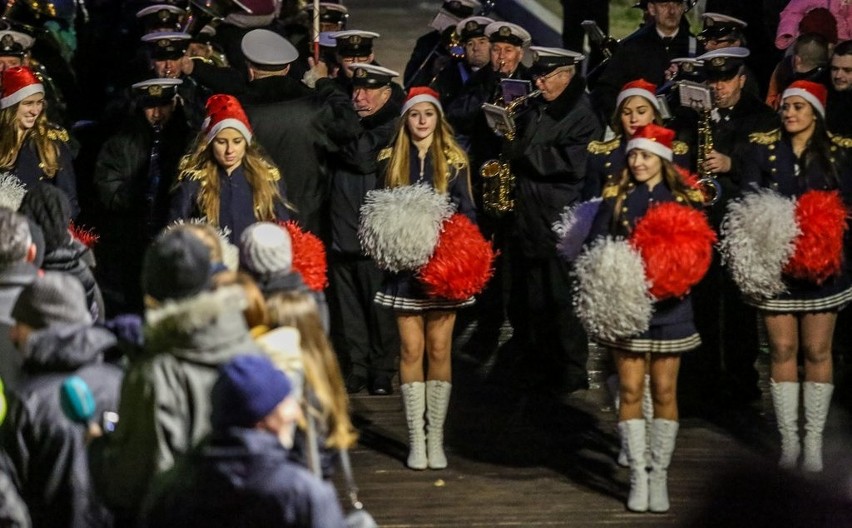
[
  {"xmin": 140, "ymin": 428, "xmax": 346, "ymax": 528},
  {"xmin": 1, "ymin": 323, "xmax": 122, "ymax": 528},
  {"xmin": 0, "ymin": 261, "xmax": 37, "ymax": 389},
  {"xmin": 88, "ymin": 286, "xmax": 261, "ymax": 520}
]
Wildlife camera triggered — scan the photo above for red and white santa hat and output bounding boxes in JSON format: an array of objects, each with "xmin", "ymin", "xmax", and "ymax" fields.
[
  {"xmin": 616, "ymin": 78, "xmax": 660, "ymax": 112},
  {"xmin": 401, "ymin": 86, "xmax": 442, "ymax": 115},
  {"xmin": 626, "ymin": 123, "xmax": 675, "ymax": 161},
  {"xmin": 202, "ymin": 94, "xmax": 253, "ymax": 144},
  {"xmin": 782, "ymin": 80, "xmax": 827, "ymax": 118},
  {"xmin": 1, "ymin": 66, "xmax": 43, "ymax": 109}
]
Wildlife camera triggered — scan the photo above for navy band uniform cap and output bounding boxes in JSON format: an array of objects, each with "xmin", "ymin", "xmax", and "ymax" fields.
[
  {"xmin": 441, "ymin": 0, "xmax": 481, "ymax": 19},
  {"xmin": 484, "ymin": 21, "xmax": 531, "ymax": 47},
  {"xmin": 241, "ymin": 28, "xmax": 299, "ymax": 68},
  {"xmin": 0, "ymin": 30, "xmax": 33, "ymax": 57},
  {"xmin": 331, "ymin": 30, "xmax": 380, "ymax": 58},
  {"xmin": 132, "ymin": 78, "xmax": 182, "ymax": 107},
  {"xmin": 700, "ymin": 12, "xmax": 747, "ymax": 41},
  {"xmin": 671, "ymin": 57, "xmax": 704, "ymax": 77},
  {"xmin": 351, "ymin": 63, "xmax": 398, "ymax": 88},
  {"xmin": 136, "ymin": 4, "xmax": 186, "ymax": 32},
  {"xmin": 306, "ymin": 2, "xmax": 348, "ymax": 25},
  {"xmin": 318, "ymin": 31, "xmax": 337, "ymax": 48},
  {"xmin": 456, "ymin": 16, "xmax": 493, "ymax": 42},
  {"xmin": 141, "ymin": 31, "xmax": 192, "ymax": 60},
  {"xmin": 697, "ymin": 46, "xmax": 749, "ymax": 79},
  {"xmin": 530, "ymin": 46, "xmax": 584, "ymax": 75}
]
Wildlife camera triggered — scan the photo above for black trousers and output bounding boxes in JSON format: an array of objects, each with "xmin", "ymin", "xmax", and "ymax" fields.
[
  {"xmin": 328, "ymin": 253, "xmax": 399, "ymax": 378},
  {"xmin": 515, "ymin": 254, "xmax": 590, "ymax": 390}
]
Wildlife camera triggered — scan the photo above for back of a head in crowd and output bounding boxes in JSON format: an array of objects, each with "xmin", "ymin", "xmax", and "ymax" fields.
[
  {"xmin": 0, "ymin": 207, "xmax": 31, "ymax": 267},
  {"xmin": 12, "ymin": 271, "xmax": 92, "ymax": 330},
  {"xmin": 142, "ymin": 227, "xmax": 213, "ymax": 303},
  {"xmin": 795, "ymin": 33, "xmax": 831, "ymax": 70},
  {"xmin": 211, "ymin": 354, "xmax": 292, "ymax": 430},
  {"xmin": 18, "ymin": 184, "xmax": 71, "ymax": 253},
  {"xmin": 239, "ymin": 222, "xmax": 293, "ymax": 278}
]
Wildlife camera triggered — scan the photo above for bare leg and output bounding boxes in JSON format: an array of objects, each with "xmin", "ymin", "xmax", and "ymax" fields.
[
  {"xmin": 800, "ymin": 311, "xmax": 836, "ymax": 383},
  {"xmin": 649, "ymin": 354, "xmax": 681, "ymax": 421},
  {"xmin": 764, "ymin": 313, "xmax": 799, "ymax": 382},
  {"xmin": 425, "ymin": 310, "xmax": 456, "ymax": 382},
  {"xmin": 397, "ymin": 313, "xmax": 426, "ymax": 384},
  {"xmin": 615, "ymin": 350, "xmax": 647, "ymax": 421}
]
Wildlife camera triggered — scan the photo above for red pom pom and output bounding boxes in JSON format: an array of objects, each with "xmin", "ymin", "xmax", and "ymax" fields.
[
  {"xmin": 69, "ymin": 222, "xmax": 99, "ymax": 248},
  {"xmin": 418, "ymin": 214, "xmax": 496, "ymax": 301},
  {"xmin": 629, "ymin": 202, "xmax": 717, "ymax": 300},
  {"xmin": 784, "ymin": 190, "xmax": 848, "ymax": 284},
  {"xmin": 278, "ymin": 221, "xmax": 328, "ymax": 292}
]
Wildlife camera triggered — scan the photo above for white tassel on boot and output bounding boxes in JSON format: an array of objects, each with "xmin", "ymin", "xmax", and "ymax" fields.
[
  {"xmin": 401, "ymin": 382, "xmax": 427, "ymax": 470},
  {"xmin": 648, "ymin": 419, "xmax": 678, "ymax": 513},
  {"xmin": 426, "ymin": 380, "xmax": 452, "ymax": 469},
  {"xmin": 802, "ymin": 382, "xmax": 833, "ymax": 472},
  {"xmin": 618, "ymin": 419, "xmax": 649, "ymax": 512},
  {"xmin": 770, "ymin": 379, "xmax": 801, "ymax": 470},
  {"xmin": 617, "ymin": 374, "xmax": 653, "ymax": 468}
]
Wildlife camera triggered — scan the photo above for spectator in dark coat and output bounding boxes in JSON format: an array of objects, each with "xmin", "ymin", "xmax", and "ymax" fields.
[
  {"xmin": 3, "ymin": 272, "xmax": 123, "ymax": 528},
  {"xmin": 140, "ymin": 355, "xmax": 347, "ymax": 528}
]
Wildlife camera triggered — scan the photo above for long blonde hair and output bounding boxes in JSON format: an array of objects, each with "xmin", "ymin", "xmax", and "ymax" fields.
[
  {"xmin": 176, "ymin": 131, "xmax": 285, "ymax": 226},
  {"xmin": 265, "ymin": 291, "xmax": 357, "ymax": 449},
  {"xmin": 0, "ymin": 102, "xmax": 60, "ymax": 177},
  {"xmin": 384, "ymin": 103, "xmax": 469, "ymax": 193}
]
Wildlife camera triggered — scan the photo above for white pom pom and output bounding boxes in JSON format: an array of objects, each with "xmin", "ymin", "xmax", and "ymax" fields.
[
  {"xmin": 574, "ymin": 236, "xmax": 653, "ymax": 341},
  {"xmin": 0, "ymin": 173, "xmax": 26, "ymax": 211},
  {"xmin": 358, "ymin": 184, "xmax": 455, "ymax": 272},
  {"xmin": 720, "ymin": 190, "xmax": 799, "ymax": 300},
  {"xmin": 553, "ymin": 197, "xmax": 602, "ymax": 262}
]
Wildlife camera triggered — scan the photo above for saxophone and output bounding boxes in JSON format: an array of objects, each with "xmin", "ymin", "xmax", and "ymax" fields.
[
  {"xmin": 696, "ymin": 108, "xmax": 721, "ymax": 206},
  {"xmin": 479, "ymin": 89, "xmax": 541, "ymax": 217}
]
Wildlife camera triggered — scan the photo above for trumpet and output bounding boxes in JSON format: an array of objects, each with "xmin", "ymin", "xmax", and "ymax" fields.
[{"xmin": 479, "ymin": 89, "xmax": 541, "ymax": 216}]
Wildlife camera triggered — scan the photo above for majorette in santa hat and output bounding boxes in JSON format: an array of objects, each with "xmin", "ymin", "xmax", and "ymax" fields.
[
  {"xmin": 555, "ymin": 124, "xmax": 716, "ymax": 341},
  {"xmin": 1, "ymin": 66, "xmax": 43, "ymax": 109},
  {"xmin": 616, "ymin": 78, "xmax": 661, "ymax": 112},
  {"xmin": 781, "ymin": 79, "xmax": 827, "ymax": 118},
  {"xmin": 401, "ymin": 86, "xmax": 442, "ymax": 115},
  {"xmin": 202, "ymin": 94, "xmax": 253, "ymax": 144}
]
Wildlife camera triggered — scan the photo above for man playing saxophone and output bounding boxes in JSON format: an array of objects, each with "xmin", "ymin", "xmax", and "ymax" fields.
[{"xmin": 498, "ymin": 47, "xmax": 601, "ymax": 396}]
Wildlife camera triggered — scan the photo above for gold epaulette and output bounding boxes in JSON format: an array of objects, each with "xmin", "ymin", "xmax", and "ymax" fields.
[
  {"xmin": 444, "ymin": 148, "xmax": 466, "ymax": 168},
  {"xmin": 672, "ymin": 140, "xmax": 689, "ymax": 155},
  {"xmin": 587, "ymin": 136, "xmax": 620, "ymax": 155},
  {"xmin": 177, "ymin": 168, "xmax": 206, "ymax": 183},
  {"xmin": 377, "ymin": 147, "xmax": 392, "ymax": 162},
  {"xmin": 601, "ymin": 182, "xmax": 619, "ymax": 199},
  {"xmin": 46, "ymin": 126, "xmax": 69, "ymax": 143},
  {"xmin": 686, "ymin": 188, "xmax": 705, "ymax": 203},
  {"xmin": 830, "ymin": 133, "xmax": 852, "ymax": 148},
  {"xmin": 749, "ymin": 129, "xmax": 781, "ymax": 145},
  {"xmin": 266, "ymin": 163, "xmax": 281, "ymax": 181}
]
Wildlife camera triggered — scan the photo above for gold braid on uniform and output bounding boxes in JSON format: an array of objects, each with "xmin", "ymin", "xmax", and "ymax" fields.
[
  {"xmin": 749, "ymin": 129, "xmax": 781, "ymax": 145},
  {"xmin": 829, "ymin": 133, "xmax": 852, "ymax": 149},
  {"xmin": 587, "ymin": 136, "xmax": 620, "ymax": 155},
  {"xmin": 46, "ymin": 125, "xmax": 69, "ymax": 143},
  {"xmin": 672, "ymin": 140, "xmax": 689, "ymax": 156},
  {"xmin": 601, "ymin": 181, "xmax": 620, "ymax": 200},
  {"xmin": 377, "ymin": 147, "xmax": 392, "ymax": 162}
]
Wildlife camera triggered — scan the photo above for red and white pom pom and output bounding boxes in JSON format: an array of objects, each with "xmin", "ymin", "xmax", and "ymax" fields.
[
  {"xmin": 629, "ymin": 202, "xmax": 717, "ymax": 299},
  {"xmin": 417, "ymin": 214, "xmax": 496, "ymax": 301},
  {"xmin": 69, "ymin": 222, "xmax": 100, "ymax": 248},
  {"xmin": 784, "ymin": 190, "xmax": 848, "ymax": 284},
  {"xmin": 278, "ymin": 220, "xmax": 328, "ymax": 292}
]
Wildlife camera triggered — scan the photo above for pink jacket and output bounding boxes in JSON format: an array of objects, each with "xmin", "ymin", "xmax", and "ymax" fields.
[{"xmin": 776, "ymin": 0, "xmax": 852, "ymax": 49}]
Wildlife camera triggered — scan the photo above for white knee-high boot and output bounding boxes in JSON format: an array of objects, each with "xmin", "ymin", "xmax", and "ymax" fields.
[
  {"xmin": 618, "ymin": 419, "xmax": 649, "ymax": 512},
  {"xmin": 648, "ymin": 419, "xmax": 678, "ymax": 513},
  {"xmin": 802, "ymin": 382, "xmax": 833, "ymax": 472},
  {"xmin": 770, "ymin": 379, "xmax": 801, "ymax": 469},
  {"xmin": 426, "ymin": 380, "xmax": 452, "ymax": 469},
  {"xmin": 401, "ymin": 382, "xmax": 427, "ymax": 470}
]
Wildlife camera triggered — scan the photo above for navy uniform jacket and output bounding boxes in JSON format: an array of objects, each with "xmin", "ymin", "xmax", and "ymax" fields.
[
  {"xmin": 14, "ymin": 127, "xmax": 78, "ymax": 217},
  {"xmin": 505, "ymin": 74, "xmax": 601, "ymax": 259},
  {"xmin": 169, "ymin": 164, "xmax": 289, "ymax": 244},
  {"xmin": 431, "ymin": 59, "xmax": 478, "ymax": 108},
  {"xmin": 741, "ymin": 129, "xmax": 852, "ymax": 303},
  {"xmin": 583, "ymin": 135, "xmax": 691, "ymax": 199},
  {"xmin": 330, "ymin": 98, "xmax": 401, "ymax": 255}
]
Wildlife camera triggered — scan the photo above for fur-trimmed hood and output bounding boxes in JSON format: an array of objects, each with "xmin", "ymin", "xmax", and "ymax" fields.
[{"xmin": 144, "ymin": 286, "xmax": 255, "ymax": 365}]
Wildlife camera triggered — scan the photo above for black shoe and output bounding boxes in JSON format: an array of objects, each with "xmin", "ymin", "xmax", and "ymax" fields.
[
  {"xmin": 346, "ymin": 374, "xmax": 367, "ymax": 394},
  {"xmin": 369, "ymin": 375, "xmax": 393, "ymax": 396}
]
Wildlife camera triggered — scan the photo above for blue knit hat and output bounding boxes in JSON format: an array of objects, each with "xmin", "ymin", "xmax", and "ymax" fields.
[{"xmin": 211, "ymin": 355, "xmax": 293, "ymax": 429}]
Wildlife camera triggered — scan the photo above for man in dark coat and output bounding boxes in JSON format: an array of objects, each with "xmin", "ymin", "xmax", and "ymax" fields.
[
  {"xmin": 140, "ymin": 355, "xmax": 346, "ymax": 528},
  {"xmin": 430, "ymin": 15, "xmax": 494, "ymax": 108},
  {"xmin": 502, "ymin": 47, "xmax": 602, "ymax": 395},
  {"xmin": 591, "ymin": 0, "xmax": 697, "ymax": 122},
  {"xmin": 827, "ymin": 40, "xmax": 852, "ymax": 136},
  {"xmin": 327, "ymin": 64, "xmax": 401, "ymax": 395},
  {"xmin": 3, "ymin": 271, "xmax": 123, "ymax": 528},
  {"xmin": 93, "ymin": 78, "xmax": 192, "ymax": 315}
]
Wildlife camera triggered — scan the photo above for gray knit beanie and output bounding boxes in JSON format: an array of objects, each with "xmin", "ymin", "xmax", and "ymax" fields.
[
  {"xmin": 239, "ymin": 222, "xmax": 293, "ymax": 277},
  {"xmin": 12, "ymin": 271, "xmax": 92, "ymax": 329}
]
